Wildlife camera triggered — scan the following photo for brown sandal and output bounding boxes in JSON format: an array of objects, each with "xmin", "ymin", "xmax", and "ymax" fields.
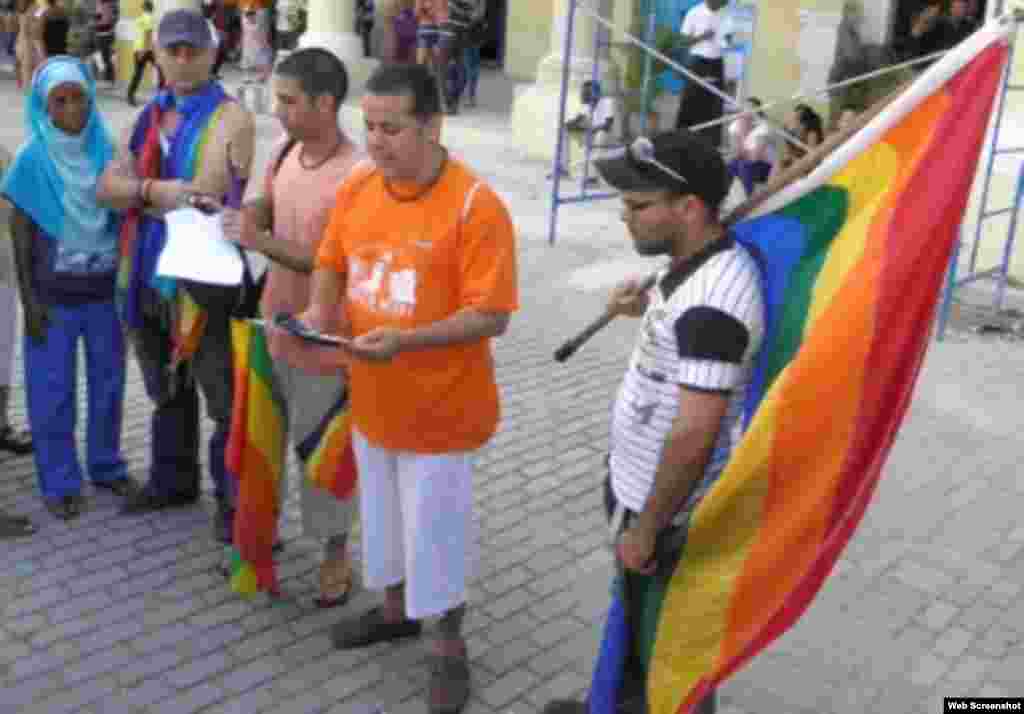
[{"xmin": 314, "ymin": 553, "xmax": 353, "ymax": 609}]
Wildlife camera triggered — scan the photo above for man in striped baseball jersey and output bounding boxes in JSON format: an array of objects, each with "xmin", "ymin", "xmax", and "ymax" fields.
[{"xmin": 545, "ymin": 129, "xmax": 765, "ymax": 714}]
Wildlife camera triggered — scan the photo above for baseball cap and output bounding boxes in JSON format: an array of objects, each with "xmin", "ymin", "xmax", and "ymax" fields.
[
  {"xmin": 595, "ymin": 130, "xmax": 730, "ymax": 211},
  {"xmin": 157, "ymin": 9, "xmax": 213, "ymax": 50}
]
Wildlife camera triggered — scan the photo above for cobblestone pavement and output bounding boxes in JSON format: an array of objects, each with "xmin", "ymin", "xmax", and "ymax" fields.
[{"xmin": 1, "ymin": 66, "xmax": 1023, "ymax": 714}]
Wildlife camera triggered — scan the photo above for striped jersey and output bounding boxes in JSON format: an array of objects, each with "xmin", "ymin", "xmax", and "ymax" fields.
[{"xmin": 609, "ymin": 235, "xmax": 765, "ymax": 518}]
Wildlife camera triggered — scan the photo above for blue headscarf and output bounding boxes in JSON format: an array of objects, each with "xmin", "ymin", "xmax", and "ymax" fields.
[{"xmin": 1, "ymin": 56, "xmax": 116, "ymax": 258}]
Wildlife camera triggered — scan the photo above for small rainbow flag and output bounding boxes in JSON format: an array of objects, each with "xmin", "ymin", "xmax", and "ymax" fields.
[
  {"xmin": 295, "ymin": 396, "xmax": 358, "ymax": 502},
  {"xmin": 589, "ymin": 21, "xmax": 1012, "ymax": 714}
]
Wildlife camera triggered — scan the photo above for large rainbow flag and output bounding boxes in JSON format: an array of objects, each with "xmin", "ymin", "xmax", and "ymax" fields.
[{"xmin": 589, "ymin": 19, "xmax": 1013, "ymax": 714}]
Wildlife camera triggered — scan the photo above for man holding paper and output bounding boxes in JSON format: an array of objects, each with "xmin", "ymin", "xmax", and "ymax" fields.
[
  {"xmin": 97, "ymin": 8, "xmax": 255, "ymax": 543},
  {"xmin": 270, "ymin": 63, "xmax": 518, "ymax": 714}
]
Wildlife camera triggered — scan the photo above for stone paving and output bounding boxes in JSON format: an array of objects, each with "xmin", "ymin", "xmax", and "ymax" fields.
[{"xmin": 1, "ymin": 64, "xmax": 1023, "ymax": 714}]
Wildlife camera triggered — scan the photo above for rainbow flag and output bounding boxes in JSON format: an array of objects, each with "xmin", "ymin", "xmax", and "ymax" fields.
[
  {"xmin": 226, "ymin": 319, "xmax": 287, "ymax": 595},
  {"xmin": 589, "ymin": 21, "xmax": 1012, "ymax": 714},
  {"xmin": 226, "ymin": 320, "xmax": 358, "ymax": 596},
  {"xmin": 295, "ymin": 396, "xmax": 358, "ymax": 502}
]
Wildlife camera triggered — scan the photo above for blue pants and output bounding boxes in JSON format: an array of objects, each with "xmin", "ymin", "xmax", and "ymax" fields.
[
  {"xmin": 729, "ymin": 158, "xmax": 772, "ymax": 197},
  {"xmin": 24, "ymin": 299, "xmax": 127, "ymax": 500},
  {"xmin": 463, "ymin": 46, "xmax": 481, "ymax": 100}
]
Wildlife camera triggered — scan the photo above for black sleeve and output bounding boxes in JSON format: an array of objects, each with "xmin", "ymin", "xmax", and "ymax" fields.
[{"xmin": 673, "ymin": 305, "xmax": 750, "ymax": 364}]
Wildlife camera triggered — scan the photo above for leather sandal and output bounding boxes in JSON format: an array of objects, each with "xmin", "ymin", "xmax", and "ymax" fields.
[{"xmin": 314, "ymin": 553, "xmax": 353, "ymax": 609}]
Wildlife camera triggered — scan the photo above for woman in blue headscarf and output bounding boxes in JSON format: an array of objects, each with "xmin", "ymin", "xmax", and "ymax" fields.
[{"xmin": 1, "ymin": 56, "xmax": 139, "ymax": 521}]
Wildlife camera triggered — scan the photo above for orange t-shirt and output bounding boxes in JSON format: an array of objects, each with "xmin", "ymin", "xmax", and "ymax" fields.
[{"xmin": 316, "ymin": 158, "xmax": 519, "ymax": 454}]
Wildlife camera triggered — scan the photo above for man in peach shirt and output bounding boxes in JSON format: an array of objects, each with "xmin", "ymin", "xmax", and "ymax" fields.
[{"xmin": 221, "ymin": 48, "xmax": 362, "ymax": 608}]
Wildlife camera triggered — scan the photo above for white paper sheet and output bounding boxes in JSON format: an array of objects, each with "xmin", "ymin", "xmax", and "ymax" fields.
[{"xmin": 156, "ymin": 207, "xmax": 244, "ymax": 286}]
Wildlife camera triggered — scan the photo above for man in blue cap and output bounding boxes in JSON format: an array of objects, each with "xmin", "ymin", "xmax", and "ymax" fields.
[{"xmin": 98, "ymin": 8, "xmax": 255, "ymax": 543}]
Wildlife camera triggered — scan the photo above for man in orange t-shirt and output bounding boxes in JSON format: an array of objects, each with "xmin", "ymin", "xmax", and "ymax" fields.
[{"xmin": 272, "ymin": 63, "xmax": 517, "ymax": 714}]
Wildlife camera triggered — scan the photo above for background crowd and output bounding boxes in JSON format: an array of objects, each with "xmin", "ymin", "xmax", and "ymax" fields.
[{"xmin": 0, "ymin": 0, "xmax": 492, "ymax": 113}]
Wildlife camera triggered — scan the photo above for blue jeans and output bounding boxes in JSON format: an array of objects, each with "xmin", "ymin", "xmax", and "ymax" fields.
[
  {"xmin": 463, "ymin": 45, "xmax": 481, "ymax": 100},
  {"xmin": 24, "ymin": 299, "xmax": 127, "ymax": 500}
]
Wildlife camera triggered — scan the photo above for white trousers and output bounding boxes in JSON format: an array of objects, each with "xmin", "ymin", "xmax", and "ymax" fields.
[{"xmin": 352, "ymin": 428, "xmax": 478, "ymax": 620}]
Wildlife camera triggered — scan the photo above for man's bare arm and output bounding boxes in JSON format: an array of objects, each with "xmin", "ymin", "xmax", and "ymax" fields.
[
  {"xmin": 96, "ymin": 122, "xmax": 144, "ymax": 212},
  {"xmin": 635, "ymin": 388, "xmax": 730, "ymax": 535},
  {"xmin": 98, "ymin": 103, "xmax": 256, "ymax": 216},
  {"xmin": 193, "ymin": 102, "xmax": 255, "ymax": 199},
  {"xmin": 304, "ymin": 267, "xmax": 348, "ymax": 334},
  {"xmin": 398, "ymin": 309, "xmax": 510, "ymax": 351},
  {"xmin": 95, "ymin": 121, "xmax": 189, "ymax": 214},
  {"xmin": 237, "ymin": 195, "xmax": 315, "ymax": 273}
]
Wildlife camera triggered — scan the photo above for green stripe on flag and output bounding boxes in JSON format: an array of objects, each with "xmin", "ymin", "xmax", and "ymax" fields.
[{"xmin": 766, "ymin": 186, "xmax": 850, "ymax": 385}]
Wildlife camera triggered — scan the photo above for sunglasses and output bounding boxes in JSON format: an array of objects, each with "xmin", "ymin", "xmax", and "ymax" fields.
[{"xmin": 624, "ymin": 136, "xmax": 689, "ymax": 186}]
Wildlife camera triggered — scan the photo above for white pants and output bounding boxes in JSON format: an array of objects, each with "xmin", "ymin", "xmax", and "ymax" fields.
[{"xmin": 353, "ymin": 428, "xmax": 478, "ymax": 620}]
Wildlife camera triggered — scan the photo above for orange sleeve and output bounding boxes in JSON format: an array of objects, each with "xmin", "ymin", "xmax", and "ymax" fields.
[
  {"xmin": 315, "ymin": 163, "xmax": 376, "ymax": 275},
  {"xmin": 458, "ymin": 186, "xmax": 519, "ymax": 314},
  {"xmin": 315, "ymin": 182, "xmax": 352, "ymax": 277}
]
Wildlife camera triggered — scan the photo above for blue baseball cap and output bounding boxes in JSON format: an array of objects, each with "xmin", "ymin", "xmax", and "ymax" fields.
[{"xmin": 157, "ymin": 9, "xmax": 213, "ymax": 49}]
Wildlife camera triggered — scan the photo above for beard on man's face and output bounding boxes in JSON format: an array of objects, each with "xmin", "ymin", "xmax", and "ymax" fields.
[{"xmin": 632, "ymin": 236, "xmax": 674, "ymax": 257}]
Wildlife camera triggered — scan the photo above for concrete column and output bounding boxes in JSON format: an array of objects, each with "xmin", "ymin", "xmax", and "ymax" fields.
[
  {"xmin": 300, "ymin": 0, "xmax": 375, "ymax": 92},
  {"xmin": 510, "ymin": 0, "xmax": 620, "ymax": 161}
]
